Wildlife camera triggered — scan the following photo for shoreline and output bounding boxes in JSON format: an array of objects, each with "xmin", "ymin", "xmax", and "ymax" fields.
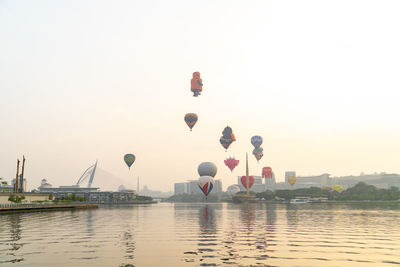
[{"xmin": 0, "ymin": 203, "xmax": 98, "ymax": 214}]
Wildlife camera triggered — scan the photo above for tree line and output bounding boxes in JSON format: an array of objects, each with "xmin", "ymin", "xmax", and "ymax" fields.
[
  {"xmin": 168, "ymin": 182, "xmax": 400, "ymax": 202},
  {"xmin": 257, "ymin": 182, "xmax": 400, "ymax": 201}
]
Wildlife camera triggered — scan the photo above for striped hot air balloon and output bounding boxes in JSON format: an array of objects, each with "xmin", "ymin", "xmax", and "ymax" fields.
[
  {"xmin": 251, "ymin": 136, "xmax": 263, "ymax": 149},
  {"xmin": 198, "ymin": 176, "xmax": 215, "ymax": 196},
  {"xmin": 184, "ymin": 113, "xmax": 198, "ymax": 131}
]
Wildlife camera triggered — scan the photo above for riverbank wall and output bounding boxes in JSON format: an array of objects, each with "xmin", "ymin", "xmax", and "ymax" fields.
[{"xmin": 0, "ymin": 203, "xmax": 98, "ymax": 213}]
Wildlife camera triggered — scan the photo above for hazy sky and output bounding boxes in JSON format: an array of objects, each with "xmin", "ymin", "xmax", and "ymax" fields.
[{"xmin": 1, "ymin": 0, "xmax": 400, "ymax": 191}]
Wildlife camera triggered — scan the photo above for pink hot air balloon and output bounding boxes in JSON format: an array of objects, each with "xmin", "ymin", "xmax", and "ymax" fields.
[
  {"xmin": 262, "ymin": 167, "xmax": 273, "ymax": 178},
  {"xmin": 224, "ymin": 157, "xmax": 239, "ymax": 172},
  {"xmin": 240, "ymin": 176, "xmax": 254, "ymax": 189}
]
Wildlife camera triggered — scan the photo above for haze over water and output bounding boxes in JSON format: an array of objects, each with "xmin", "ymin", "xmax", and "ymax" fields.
[{"xmin": 1, "ymin": 203, "xmax": 400, "ymax": 266}]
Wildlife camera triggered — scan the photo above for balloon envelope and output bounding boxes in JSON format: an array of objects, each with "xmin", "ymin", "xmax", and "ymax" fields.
[
  {"xmin": 220, "ymin": 137, "xmax": 233, "ymax": 150},
  {"xmin": 240, "ymin": 176, "xmax": 254, "ymax": 189},
  {"xmin": 288, "ymin": 176, "xmax": 296, "ymax": 185},
  {"xmin": 252, "ymin": 147, "xmax": 264, "ymax": 161},
  {"xmin": 184, "ymin": 113, "xmax": 198, "ymax": 131},
  {"xmin": 220, "ymin": 126, "xmax": 235, "ymax": 150},
  {"xmin": 262, "ymin": 167, "xmax": 273, "ymax": 178},
  {"xmin": 222, "ymin": 126, "xmax": 233, "ymax": 138},
  {"xmin": 198, "ymin": 162, "xmax": 217, "ymax": 177},
  {"xmin": 198, "ymin": 176, "xmax": 215, "ymax": 196},
  {"xmin": 224, "ymin": 157, "xmax": 239, "ymax": 172},
  {"xmin": 191, "ymin": 72, "xmax": 203, "ymax": 97},
  {"xmin": 323, "ymin": 185, "xmax": 344, "ymax": 193},
  {"xmin": 251, "ymin": 136, "xmax": 263, "ymax": 149},
  {"xmin": 124, "ymin": 154, "xmax": 136, "ymax": 169}
]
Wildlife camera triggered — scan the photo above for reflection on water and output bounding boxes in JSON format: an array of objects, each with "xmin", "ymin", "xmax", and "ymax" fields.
[{"xmin": 1, "ymin": 203, "xmax": 400, "ymax": 266}]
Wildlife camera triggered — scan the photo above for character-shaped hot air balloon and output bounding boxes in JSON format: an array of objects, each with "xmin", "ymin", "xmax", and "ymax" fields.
[
  {"xmin": 184, "ymin": 113, "xmax": 198, "ymax": 131},
  {"xmin": 251, "ymin": 136, "xmax": 263, "ymax": 149},
  {"xmin": 191, "ymin": 72, "xmax": 203, "ymax": 97},
  {"xmin": 288, "ymin": 176, "xmax": 296, "ymax": 186},
  {"xmin": 124, "ymin": 154, "xmax": 136, "ymax": 170},
  {"xmin": 198, "ymin": 162, "xmax": 217, "ymax": 177},
  {"xmin": 219, "ymin": 126, "xmax": 236, "ymax": 151},
  {"xmin": 224, "ymin": 157, "xmax": 239, "ymax": 172},
  {"xmin": 198, "ymin": 176, "xmax": 215, "ymax": 196},
  {"xmin": 252, "ymin": 147, "xmax": 263, "ymax": 162},
  {"xmin": 262, "ymin": 167, "xmax": 273, "ymax": 178},
  {"xmin": 241, "ymin": 176, "xmax": 254, "ymax": 190}
]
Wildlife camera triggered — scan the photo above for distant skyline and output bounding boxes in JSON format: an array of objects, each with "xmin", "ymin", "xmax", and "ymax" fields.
[{"xmin": 1, "ymin": 0, "xmax": 400, "ymax": 191}]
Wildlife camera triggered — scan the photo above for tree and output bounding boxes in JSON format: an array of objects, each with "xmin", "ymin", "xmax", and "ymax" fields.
[{"xmin": 8, "ymin": 194, "xmax": 25, "ymax": 203}]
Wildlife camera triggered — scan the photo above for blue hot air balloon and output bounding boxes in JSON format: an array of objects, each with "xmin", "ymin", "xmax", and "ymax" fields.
[
  {"xmin": 251, "ymin": 136, "xmax": 263, "ymax": 149},
  {"xmin": 124, "ymin": 154, "xmax": 136, "ymax": 169}
]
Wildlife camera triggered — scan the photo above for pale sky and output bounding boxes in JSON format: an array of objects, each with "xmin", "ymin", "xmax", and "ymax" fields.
[{"xmin": 1, "ymin": 0, "xmax": 399, "ymax": 191}]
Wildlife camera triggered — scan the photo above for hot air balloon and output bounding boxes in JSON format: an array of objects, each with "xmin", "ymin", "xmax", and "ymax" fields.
[
  {"xmin": 262, "ymin": 167, "xmax": 273, "ymax": 178},
  {"xmin": 252, "ymin": 147, "xmax": 263, "ymax": 162},
  {"xmin": 184, "ymin": 113, "xmax": 198, "ymax": 131},
  {"xmin": 332, "ymin": 184, "xmax": 344, "ymax": 193},
  {"xmin": 198, "ymin": 176, "xmax": 215, "ymax": 196},
  {"xmin": 124, "ymin": 154, "xmax": 136, "ymax": 169},
  {"xmin": 220, "ymin": 126, "xmax": 236, "ymax": 151},
  {"xmin": 191, "ymin": 72, "xmax": 203, "ymax": 97},
  {"xmin": 288, "ymin": 176, "xmax": 296, "ymax": 186},
  {"xmin": 241, "ymin": 176, "xmax": 254, "ymax": 190},
  {"xmin": 224, "ymin": 157, "xmax": 239, "ymax": 172},
  {"xmin": 323, "ymin": 185, "xmax": 344, "ymax": 193},
  {"xmin": 198, "ymin": 162, "xmax": 217, "ymax": 177},
  {"xmin": 251, "ymin": 136, "xmax": 263, "ymax": 149}
]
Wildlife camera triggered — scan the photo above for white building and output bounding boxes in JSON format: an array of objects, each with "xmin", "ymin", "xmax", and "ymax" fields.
[
  {"xmin": 226, "ymin": 184, "xmax": 240, "ymax": 195},
  {"xmin": 174, "ymin": 179, "xmax": 222, "ymax": 195},
  {"xmin": 174, "ymin": 182, "xmax": 187, "ymax": 195},
  {"xmin": 212, "ymin": 179, "xmax": 223, "ymax": 194},
  {"xmin": 39, "ymin": 179, "xmax": 52, "ymax": 189},
  {"xmin": 264, "ymin": 173, "xmax": 276, "ymax": 191},
  {"xmin": 187, "ymin": 180, "xmax": 201, "ymax": 194}
]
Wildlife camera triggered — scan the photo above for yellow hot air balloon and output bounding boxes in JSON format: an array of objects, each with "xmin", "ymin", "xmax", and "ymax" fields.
[{"xmin": 288, "ymin": 176, "xmax": 296, "ymax": 186}]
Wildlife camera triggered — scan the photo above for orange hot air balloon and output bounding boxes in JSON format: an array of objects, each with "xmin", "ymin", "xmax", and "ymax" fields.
[{"xmin": 191, "ymin": 72, "xmax": 203, "ymax": 97}]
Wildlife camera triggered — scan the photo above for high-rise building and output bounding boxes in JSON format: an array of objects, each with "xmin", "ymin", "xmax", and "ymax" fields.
[
  {"xmin": 187, "ymin": 180, "xmax": 201, "ymax": 194},
  {"xmin": 212, "ymin": 179, "xmax": 223, "ymax": 194},
  {"xmin": 264, "ymin": 173, "xmax": 276, "ymax": 191},
  {"xmin": 174, "ymin": 182, "xmax": 187, "ymax": 195}
]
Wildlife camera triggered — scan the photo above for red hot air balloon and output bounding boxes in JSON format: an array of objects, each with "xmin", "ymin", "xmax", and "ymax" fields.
[
  {"xmin": 241, "ymin": 176, "xmax": 254, "ymax": 190},
  {"xmin": 224, "ymin": 157, "xmax": 239, "ymax": 172},
  {"xmin": 262, "ymin": 167, "xmax": 273, "ymax": 178}
]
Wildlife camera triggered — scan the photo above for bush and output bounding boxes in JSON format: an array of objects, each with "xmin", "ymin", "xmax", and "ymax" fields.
[{"xmin": 8, "ymin": 194, "xmax": 25, "ymax": 203}]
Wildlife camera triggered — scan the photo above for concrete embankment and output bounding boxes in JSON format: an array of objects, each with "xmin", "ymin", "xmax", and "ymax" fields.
[
  {"xmin": 0, "ymin": 203, "xmax": 98, "ymax": 213},
  {"xmin": 95, "ymin": 200, "xmax": 157, "ymax": 205}
]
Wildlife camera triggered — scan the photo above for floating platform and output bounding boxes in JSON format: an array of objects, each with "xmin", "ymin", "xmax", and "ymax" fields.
[{"xmin": 0, "ymin": 203, "xmax": 98, "ymax": 213}]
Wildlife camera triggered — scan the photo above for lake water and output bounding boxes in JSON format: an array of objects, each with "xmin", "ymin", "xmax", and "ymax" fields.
[{"xmin": 1, "ymin": 202, "xmax": 400, "ymax": 266}]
